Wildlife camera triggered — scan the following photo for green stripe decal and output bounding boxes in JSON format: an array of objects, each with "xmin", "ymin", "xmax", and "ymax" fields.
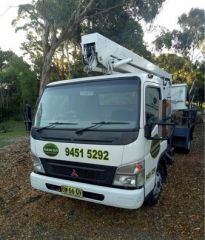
[{"xmin": 150, "ymin": 135, "xmax": 160, "ymax": 158}]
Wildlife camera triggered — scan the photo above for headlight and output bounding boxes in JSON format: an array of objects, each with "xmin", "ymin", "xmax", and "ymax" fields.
[
  {"xmin": 113, "ymin": 161, "xmax": 145, "ymax": 188},
  {"xmin": 31, "ymin": 152, "xmax": 45, "ymax": 173}
]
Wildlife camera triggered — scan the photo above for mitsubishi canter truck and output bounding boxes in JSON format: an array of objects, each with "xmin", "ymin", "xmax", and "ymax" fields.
[{"xmin": 29, "ymin": 33, "xmax": 195, "ymax": 209}]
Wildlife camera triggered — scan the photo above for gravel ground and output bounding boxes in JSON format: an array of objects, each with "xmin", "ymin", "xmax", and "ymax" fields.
[{"xmin": 0, "ymin": 123, "xmax": 204, "ymax": 240}]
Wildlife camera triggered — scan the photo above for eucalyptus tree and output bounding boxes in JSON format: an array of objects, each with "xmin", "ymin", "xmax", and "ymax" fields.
[
  {"xmin": 154, "ymin": 8, "xmax": 205, "ymax": 61},
  {"xmin": 154, "ymin": 53, "xmax": 196, "ymax": 85},
  {"xmin": 13, "ymin": 0, "xmax": 165, "ymax": 95}
]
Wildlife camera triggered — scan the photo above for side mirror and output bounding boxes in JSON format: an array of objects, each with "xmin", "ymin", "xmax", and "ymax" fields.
[{"xmin": 144, "ymin": 122, "xmax": 175, "ymax": 140}]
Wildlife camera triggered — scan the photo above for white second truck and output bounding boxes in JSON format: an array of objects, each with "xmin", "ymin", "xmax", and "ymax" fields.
[{"xmin": 29, "ymin": 33, "xmax": 195, "ymax": 209}]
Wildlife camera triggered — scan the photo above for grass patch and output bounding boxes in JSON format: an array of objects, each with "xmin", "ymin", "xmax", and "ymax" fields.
[{"xmin": 0, "ymin": 120, "xmax": 28, "ymax": 148}]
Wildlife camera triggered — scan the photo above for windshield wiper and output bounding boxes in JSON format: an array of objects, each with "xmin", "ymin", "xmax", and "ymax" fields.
[
  {"xmin": 75, "ymin": 121, "xmax": 129, "ymax": 135},
  {"xmin": 36, "ymin": 122, "xmax": 78, "ymax": 132}
]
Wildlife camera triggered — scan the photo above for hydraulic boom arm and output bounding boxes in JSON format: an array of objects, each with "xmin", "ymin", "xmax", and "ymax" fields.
[{"xmin": 81, "ymin": 33, "xmax": 171, "ymax": 80}]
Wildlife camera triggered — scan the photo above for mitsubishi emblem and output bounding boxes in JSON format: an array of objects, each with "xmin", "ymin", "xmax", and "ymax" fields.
[{"xmin": 71, "ymin": 169, "xmax": 79, "ymax": 177}]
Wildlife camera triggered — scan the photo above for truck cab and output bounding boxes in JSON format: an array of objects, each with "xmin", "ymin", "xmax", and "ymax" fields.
[{"xmin": 30, "ymin": 71, "xmax": 172, "ymax": 209}]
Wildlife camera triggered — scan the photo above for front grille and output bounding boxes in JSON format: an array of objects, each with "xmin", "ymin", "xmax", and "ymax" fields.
[{"xmin": 41, "ymin": 158, "xmax": 116, "ymax": 186}]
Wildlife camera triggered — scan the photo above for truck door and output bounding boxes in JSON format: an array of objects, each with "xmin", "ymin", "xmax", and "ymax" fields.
[{"xmin": 144, "ymin": 84, "xmax": 162, "ymax": 196}]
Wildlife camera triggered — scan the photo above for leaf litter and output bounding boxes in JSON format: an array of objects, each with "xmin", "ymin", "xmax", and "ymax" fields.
[{"xmin": 0, "ymin": 124, "xmax": 204, "ymax": 240}]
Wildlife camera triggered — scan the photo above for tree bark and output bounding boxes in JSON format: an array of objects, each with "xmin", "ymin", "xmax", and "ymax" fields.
[{"xmin": 39, "ymin": 47, "xmax": 56, "ymax": 96}]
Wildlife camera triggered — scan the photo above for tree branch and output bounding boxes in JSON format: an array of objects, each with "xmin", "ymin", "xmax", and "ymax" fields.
[
  {"xmin": 81, "ymin": 2, "xmax": 123, "ymax": 20},
  {"xmin": 78, "ymin": 0, "xmax": 95, "ymax": 19},
  {"xmin": 42, "ymin": 20, "xmax": 50, "ymax": 54},
  {"xmin": 58, "ymin": 0, "xmax": 124, "ymax": 44}
]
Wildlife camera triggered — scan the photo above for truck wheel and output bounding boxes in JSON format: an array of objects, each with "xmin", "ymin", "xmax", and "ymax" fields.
[{"xmin": 145, "ymin": 164, "xmax": 163, "ymax": 206}]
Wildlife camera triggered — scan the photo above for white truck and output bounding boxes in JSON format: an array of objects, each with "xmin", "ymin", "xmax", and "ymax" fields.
[{"xmin": 29, "ymin": 33, "xmax": 195, "ymax": 209}]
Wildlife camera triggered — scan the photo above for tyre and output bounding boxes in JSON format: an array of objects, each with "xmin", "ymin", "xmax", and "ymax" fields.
[{"xmin": 145, "ymin": 164, "xmax": 163, "ymax": 206}]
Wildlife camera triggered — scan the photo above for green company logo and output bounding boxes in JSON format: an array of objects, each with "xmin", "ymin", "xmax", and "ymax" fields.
[
  {"xmin": 43, "ymin": 143, "xmax": 59, "ymax": 157},
  {"xmin": 150, "ymin": 135, "xmax": 160, "ymax": 158}
]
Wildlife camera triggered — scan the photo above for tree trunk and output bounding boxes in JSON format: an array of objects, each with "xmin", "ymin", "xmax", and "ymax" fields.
[{"xmin": 39, "ymin": 47, "xmax": 56, "ymax": 96}]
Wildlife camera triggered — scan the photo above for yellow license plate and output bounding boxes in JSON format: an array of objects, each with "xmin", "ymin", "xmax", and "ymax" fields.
[{"xmin": 61, "ymin": 186, "xmax": 83, "ymax": 198}]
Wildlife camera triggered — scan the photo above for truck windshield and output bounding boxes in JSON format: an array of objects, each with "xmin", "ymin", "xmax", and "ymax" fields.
[{"xmin": 34, "ymin": 77, "xmax": 140, "ymax": 131}]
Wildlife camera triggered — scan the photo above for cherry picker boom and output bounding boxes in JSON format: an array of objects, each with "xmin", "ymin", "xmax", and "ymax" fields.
[{"xmin": 82, "ymin": 33, "xmax": 171, "ymax": 78}]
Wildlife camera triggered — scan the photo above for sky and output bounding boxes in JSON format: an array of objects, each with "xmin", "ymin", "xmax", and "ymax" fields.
[
  {"xmin": 0, "ymin": 0, "xmax": 204, "ymax": 56},
  {"xmin": 143, "ymin": 0, "xmax": 205, "ymax": 49}
]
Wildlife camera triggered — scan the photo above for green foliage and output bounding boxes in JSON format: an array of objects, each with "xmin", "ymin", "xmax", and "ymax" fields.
[
  {"xmin": 154, "ymin": 8, "xmax": 205, "ymax": 59},
  {"xmin": 153, "ymin": 8, "xmax": 204, "ymax": 103},
  {"xmin": 154, "ymin": 54, "xmax": 196, "ymax": 85},
  {"xmin": 36, "ymin": 0, "xmax": 79, "ymax": 27},
  {"xmin": 154, "ymin": 54, "xmax": 204, "ymax": 103},
  {"xmin": 126, "ymin": 0, "xmax": 165, "ymax": 22},
  {"xmin": 83, "ymin": 8, "xmax": 152, "ymax": 59},
  {"xmin": 14, "ymin": 0, "xmax": 165, "ymax": 94},
  {"xmin": 193, "ymin": 61, "xmax": 205, "ymax": 103},
  {"xmin": 21, "ymin": 31, "xmax": 43, "ymax": 74},
  {"xmin": 0, "ymin": 49, "xmax": 38, "ymax": 121}
]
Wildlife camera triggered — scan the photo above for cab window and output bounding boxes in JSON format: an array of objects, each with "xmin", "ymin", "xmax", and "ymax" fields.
[{"xmin": 145, "ymin": 87, "xmax": 161, "ymax": 124}]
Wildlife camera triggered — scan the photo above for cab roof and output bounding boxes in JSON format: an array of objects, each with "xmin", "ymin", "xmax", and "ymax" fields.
[{"xmin": 47, "ymin": 73, "xmax": 161, "ymax": 87}]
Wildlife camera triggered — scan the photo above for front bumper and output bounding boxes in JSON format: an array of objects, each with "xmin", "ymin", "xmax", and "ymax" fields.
[{"xmin": 30, "ymin": 172, "xmax": 144, "ymax": 209}]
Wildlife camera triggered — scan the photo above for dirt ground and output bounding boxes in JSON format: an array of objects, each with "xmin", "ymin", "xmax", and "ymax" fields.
[{"xmin": 0, "ymin": 124, "xmax": 204, "ymax": 240}]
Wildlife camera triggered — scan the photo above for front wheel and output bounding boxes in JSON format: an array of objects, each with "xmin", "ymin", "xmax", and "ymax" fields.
[{"xmin": 145, "ymin": 165, "xmax": 163, "ymax": 206}]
